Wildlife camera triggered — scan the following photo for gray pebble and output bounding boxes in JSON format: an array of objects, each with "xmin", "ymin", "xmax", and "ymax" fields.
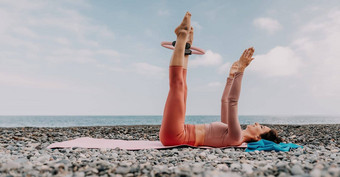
[
  {"xmin": 310, "ymin": 169, "xmax": 322, "ymax": 177},
  {"xmin": 290, "ymin": 164, "xmax": 304, "ymax": 175},
  {"xmin": 56, "ymin": 159, "xmax": 70, "ymax": 164},
  {"xmin": 115, "ymin": 166, "xmax": 130, "ymax": 174},
  {"xmin": 242, "ymin": 163, "xmax": 253, "ymax": 174},
  {"xmin": 230, "ymin": 163, "xmax": 241, "ymax": 169},
  {"xmin": 1, "ymin": 161, "xmax": 21, "ymax": 170}
]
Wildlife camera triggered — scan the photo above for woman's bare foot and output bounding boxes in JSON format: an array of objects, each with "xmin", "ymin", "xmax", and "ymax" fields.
[
  {"xmin": 229, "ymin": 61, "xmax": 239, "ymax": 79},
  {"xmin": 169, "ymin": 12, "xmax": 192, "ymax": 67},
  {"xmin": 175, "ymin": 12, "xmax": 191, "ymax": 38},
  {"xmin": 238, "ymin": 47, "xmax": 255, "ymax": 72}
]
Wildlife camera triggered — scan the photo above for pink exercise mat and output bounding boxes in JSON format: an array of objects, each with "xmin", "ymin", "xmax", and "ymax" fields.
[{"xmin": 47, "ymin": 137, "xmax": 247, "ymax": 150}]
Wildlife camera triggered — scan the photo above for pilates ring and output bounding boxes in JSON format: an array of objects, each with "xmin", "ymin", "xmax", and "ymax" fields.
[{"xmin": 161, "ymin": 41, "xmax": 205, "ymax": 55}]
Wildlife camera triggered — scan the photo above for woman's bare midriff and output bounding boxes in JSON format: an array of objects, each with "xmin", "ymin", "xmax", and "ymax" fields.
[{"xmin": 194, "ymin": 124, "xmax": 206, "ymax": 146}]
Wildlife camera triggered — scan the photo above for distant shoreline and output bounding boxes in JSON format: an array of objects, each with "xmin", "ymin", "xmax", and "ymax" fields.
[
  {"xmin": 1, "ymin": 123, "xmax": 340, "ymax": 128},
  {"xmin": 1, "ymin": 115, "xmax": 340, "ymax": 127}
]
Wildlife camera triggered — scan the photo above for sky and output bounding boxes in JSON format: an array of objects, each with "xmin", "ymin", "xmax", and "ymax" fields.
[{"xmin": 0, "ymin": 0, "xmax": 340, "ymax": 115}]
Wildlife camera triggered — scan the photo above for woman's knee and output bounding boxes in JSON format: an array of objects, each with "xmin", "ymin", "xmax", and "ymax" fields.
[{"xmin": 170, "ymin": 78, "xmax": 184, "ymax": 89}]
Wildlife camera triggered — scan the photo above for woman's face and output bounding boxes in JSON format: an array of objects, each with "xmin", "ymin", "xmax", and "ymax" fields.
[{"xmin": 245, "ymin": 122, "xmax": 271, "ymax": 140}]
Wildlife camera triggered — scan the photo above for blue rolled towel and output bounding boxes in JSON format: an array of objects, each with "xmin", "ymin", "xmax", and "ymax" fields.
[{"xmin": 245, "ymin": 139, "xmax": 303, "ymax": 152}]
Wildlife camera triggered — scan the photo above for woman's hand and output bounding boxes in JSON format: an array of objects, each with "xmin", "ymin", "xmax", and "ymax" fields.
[{"xmin": 238, "ymin": 47, "xmax": 255, "ymax": 72}]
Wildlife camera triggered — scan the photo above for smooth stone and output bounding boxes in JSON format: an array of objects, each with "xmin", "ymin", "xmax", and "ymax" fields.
[
  {"xmin": 100, "ymin": 148, "xmax": 107, "ymax": 153},
  {"xmin": 309, "ymin": 155, "xmax": 318, "ymax": 163},
  {"xmin": 36, "ymin": 155, "xmax": 50, "ymax": 163},
  {"xmin": 330, "ymin": 154, "xmax": 337, "ymax": 159},
  {"xmin": 119, "ymin": 161, "xmax": 132, "ymax": 167},
  {"xmin": 115, "ymin": 166, "xmax": 130, "ymax": 174},
  {"xmin": 310, "ymin": 169, "xmax": 322, "ymax": 177},
  {"xmin": 215, "ymin": 149, "xmax": 223, "ymax": 155},
  {"xmin": 6, "ymin": 145, "xmax": 15, "ymax": 150},
  {"xmin": 278, "ymin": 172, "xmax": 289, "ymax": 177},
  {"xmin": 56, "ymin": 159, "xmax": 71, "ymax": 164},
  {"xmin": 192, "ymin": 166, "xmax": 203, "ymax": 173},
  {"xmin": 331, "ymin": 149, "xmax": 339, "ymax": 153},
  {"xmin": 216, "ymin": 164, "xmax": 229, "ymax": 172},
  {"xmin": 129, "ymin": 164, "xmax": 139, "ymax": 173},
  {"xmin": 260, "ymin": 165, "xmax": 271, "ymax": 172},
  {"xmin": 74, "ymin": 172, "xmax": 85, "ymax": 177},
  {"xmin": 112, "ymin": 153, "xmax": 118, "ymax": 158},
  {"xmin": 14, "ymin": 157, "xmax": 28, "ymax": 164},
  {"xmin": 276, "ymin": 161, "xmax": 286, "ymax": 168},
  {"xmin": 204, "ymin": 171, "xmax": 241, "ymax": 177},
  {"xmin": 199, "ymin": 152, "xmax": 206, "ymax": 159},
  {"xmin": 242, "ymin": 163, "xmax": 253, "ymax": 174},
  {"xmin": 40, "ymin": 165, "xmax": 50, "ymax": 171},
  {"xmin": 230, "ymin": 163, "xmax": 241, "ymax": 169},
  {"xmin": 290, "ymin": 165, "xmax": 304, "ymax": 175},
  {"xmin": 23, "ymin": 163, "xmax": 33, "ymax": 170},
  {"xmin": 304, "ymin": 163, "xmax": 314, "ymax": 170},
  {"xmin": 314, "ymin": 163, "xmax": 324, "ymax": 170},
  {"xmin": 154, "ymin": 165, "xmax": 169, "ymax": 174},
  {"xmin": 1, "ymin": 161, "xmax": 21, "ymax": 170},
  {"xmin": 294, "ymin": 151, "xmax": 302, "ymax": 156},
  {"xmin": 179, "ymin": 164, "xmax": 191, "ymax": 172},
  {"xmin": 328, "ymin": 167, "xmax": 340, "ymax": 176},
  {"xmin": 207, "ymin": 154, "xmax": 217, "ymax": 160},
  {"xmin": 257, "ymin": 161, "xmax": 267, "ymax": 167}
]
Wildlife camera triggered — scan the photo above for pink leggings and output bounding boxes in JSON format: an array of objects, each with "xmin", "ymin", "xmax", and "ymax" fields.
[
  {"xmin": 159, "ymin": 66, "xmax": 243, "ymax": 147},
  {"xmin": 159, "ymin": 66, "xmax": 195, "ymax": 146}
]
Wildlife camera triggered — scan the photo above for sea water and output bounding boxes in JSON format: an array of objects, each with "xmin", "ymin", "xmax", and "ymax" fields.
[{"xmin": 0, "ymin": 115, "xmax": 339, "ymax": 127}]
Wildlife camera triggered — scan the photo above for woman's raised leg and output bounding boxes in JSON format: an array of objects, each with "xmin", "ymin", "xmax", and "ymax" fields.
[
  {"xmin": 159, "ymin": 12, "xmax": 192, "ymax": 146},
  {"xmin": 183, "ymin": 27, "xmax": 194, "ymax": 112}
]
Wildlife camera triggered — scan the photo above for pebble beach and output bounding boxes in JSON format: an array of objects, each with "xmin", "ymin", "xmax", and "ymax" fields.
[{"xmin": 0, "ymin": 124, "xmax": 339, "ymax": 177}]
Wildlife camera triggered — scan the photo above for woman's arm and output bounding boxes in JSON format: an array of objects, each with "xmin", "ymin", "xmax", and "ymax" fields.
[
  {"xmin": 221, "ymin": 77, "xmax": 233, "ymax": 124},
  {"xmin": 225, "ymin": 71, "xmax": 244, "ymax": 144},
  {"xmin": 225, "ymin": 48, "xmax": 255, "ymax": 144}
]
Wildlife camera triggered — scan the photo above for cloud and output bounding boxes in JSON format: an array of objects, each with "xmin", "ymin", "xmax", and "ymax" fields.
[
  {"xmin": 251, "ymin": 9, "xmax": 340, "ymax": 98},
  {"xmin": 191, "ymin": 21, "xmax": 202, "ymax": 30},
  {"xmin": 96, "ymin": 49, "xmax": 121, "ymax": 59},
  {"xmin": 145, "ymin": 29, "xmax": 154, "ymax": 37},
  {"xmin": 96, "ymin": 64, "xmax": 126, "ymax": 73},
  {"xmin": 0, "ymin": 72, "xmax": 70, "ymax": 90},
  {"xmin": 217, "ymin": 62, "xmax": 232, "ymax": 75},
  {"xmin": 53, "ymin": 37, "xmax": 71, "ymax": 45},
  {"xmin": 158, "ymin": 9, "xmax": 170, "ymax": 16},
  {"xmin": 249, "ymin": 46, "xmax": 301, "ymax": 77},
  {"xmin": 189, "ymin": 50, "xmax": 223, "ymax": 67},
  {"xmin": 12, "ymin": 27, "xmax": 39, "ymax": 38},
  {"xmin": 207, "ymin": 81, "xmax": 223, "ymax": 88},
  {"xmin": 132, "ymin": 62, "xmax": 166, "ymax": 77},
  {"xmin": 253, "ymin": 17, "xmax": 282, "ymax": 34},
  {"xmin": 293, "ymin": 9, "xmax": 340, "ymax": 97},
  {"xmin": 0, "ymin": 0, "xmax": 124, "ymax": 74}
]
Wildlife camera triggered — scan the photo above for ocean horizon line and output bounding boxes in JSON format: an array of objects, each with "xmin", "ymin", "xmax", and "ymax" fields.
[
  {"xmin": 1, "ymin": 114, "xmax": 339, "ymax": 117},
  {"xmin": 1, "ymin": 115, "xmax": 339, "ymax": 127}
]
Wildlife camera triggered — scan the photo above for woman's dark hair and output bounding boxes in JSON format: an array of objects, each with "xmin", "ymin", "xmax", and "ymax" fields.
[{"xmin": 260, "ymin": 129, "xmax": 283, "ymax": 144}]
